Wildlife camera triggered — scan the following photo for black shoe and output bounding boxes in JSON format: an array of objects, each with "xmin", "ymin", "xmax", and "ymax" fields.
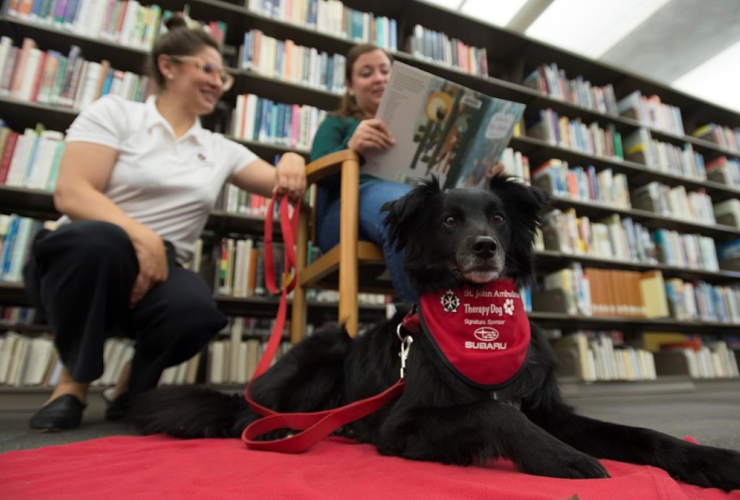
[
  {"xmin": 105, "ymin": 392, "xmax": 132, "ymax": 421},
  {"xmin": 29, "ymin": 394, "xmax": 86, "ymax": 431}
]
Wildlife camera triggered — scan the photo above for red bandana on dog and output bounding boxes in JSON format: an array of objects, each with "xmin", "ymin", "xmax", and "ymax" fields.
[{"xmin": 413, "ymin": 278, "xmax": 530, "ymax": 389}]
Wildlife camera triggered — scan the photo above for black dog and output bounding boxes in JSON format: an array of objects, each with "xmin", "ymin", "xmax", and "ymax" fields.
[{"xmin": 132, "ymin": 175, "xmax": 740, "ymax": 491}]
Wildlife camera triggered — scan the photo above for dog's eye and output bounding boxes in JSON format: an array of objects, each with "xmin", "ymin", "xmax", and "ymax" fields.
[
  {"xmin": 444, "ymin": 216, "xmax": 457, "ymax": 227},
  {"xmin": 492, "ymin": 214, "xmax": 505, "ymax": 225}
]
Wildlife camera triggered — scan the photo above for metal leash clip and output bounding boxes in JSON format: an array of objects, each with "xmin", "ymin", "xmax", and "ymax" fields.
[{"xmin": 397, "ymin": 324, "xmax": 413, "ymax": 379}]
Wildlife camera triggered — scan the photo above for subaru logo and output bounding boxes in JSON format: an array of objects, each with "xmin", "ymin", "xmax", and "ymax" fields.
[{"xmin": 474, "ymin": 327, "xmax": 499, "ymax": 341}]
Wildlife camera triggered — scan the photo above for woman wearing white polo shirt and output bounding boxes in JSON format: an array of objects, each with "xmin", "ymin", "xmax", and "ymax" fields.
[{"xmin": 24, "ymin": 17, "xmax": 306, "ymax": 431}]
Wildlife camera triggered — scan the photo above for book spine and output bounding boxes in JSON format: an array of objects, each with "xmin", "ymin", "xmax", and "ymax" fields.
[{"xmin": 0, "ymin": 133, "xmax": 20, "ymax": 184}]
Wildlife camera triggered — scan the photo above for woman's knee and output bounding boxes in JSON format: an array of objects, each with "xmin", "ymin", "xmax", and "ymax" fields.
[
  {"xmin": 316, "ymin": 181, "xmax": 413, "ymax": 251},
  {"xmin": 66, "ymin": 221, "xmax": 132, "ymax": 253},
  {"xmin": 362, "ymin": 181, "xmax": 413, "ymax": 207},
  {"xmin": 160, "ymin": 293, "xmax": 227, "ymax": 343},
  {"xmin": 359, "ymin": 182, "xmax": 413, "ymax": 235},
  {"xmin": 137, "ymin": 297, "xmax": 225, "ymax": 365},
  {"xmin": 36, "ymin": 221, "xmax": 134, "ymax": 263}
]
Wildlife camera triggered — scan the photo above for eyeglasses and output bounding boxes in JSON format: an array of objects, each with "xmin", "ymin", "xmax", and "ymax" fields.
[{"xmin": 171, "ymin": 55, "xmax": 235, "ymax": 91}]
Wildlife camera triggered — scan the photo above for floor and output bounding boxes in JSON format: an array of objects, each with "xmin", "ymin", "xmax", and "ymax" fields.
[{"xmin": 1, "ymin": 385, "xmax": 739, "ymax": 454}]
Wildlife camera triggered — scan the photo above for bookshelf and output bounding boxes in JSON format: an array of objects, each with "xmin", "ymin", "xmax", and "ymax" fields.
[
  {"xmin": 0, "ymin": 322, "xmax": 46, "ymax": 334},
  {"xmin": 4, "ymin": 180, "xmax": 740, "ymax": 381},
  {"xmin": 511, "ymin": 135, "xmax": 740, "ymax": 203},
  {"xmin": 214, "ymin": 294, "xmax": 388, "ymax": 322},
  {"xmin": 4, "ymin": 184, "xmax": 740, "ymax": 287},
  {"xmin": 0, "ymin": 185, "xmax": 278, "ymax": 235},
  {"xmin": 2, "ymin": 282, "xmax": 292, "ymax": 314},
  {"xmin": 0, "ymin": 13, "xmax": 149, "ymax": 69},
  {"xmin": 547, "ymin": 196, "xmax": 740, "ymax": 240},
  {"xmin": 0, "ymin": 95, "xmax": 79, "ymax": 132},
  {"xmin": 0, "ymin": 282, "xmax": 25, "ymax": 305},
  {"xmin": 535, "ymin": 250, "xmax": 740, "ymax": 285},
  {"xmin": 1, "ymin": 0, "xmax": 740, "ymax": 392},
  {"xmin": 528, "ymin": 311, "xmax": 740, "ymax": 335}
]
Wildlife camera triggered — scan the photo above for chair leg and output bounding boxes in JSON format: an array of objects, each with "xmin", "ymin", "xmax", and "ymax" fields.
[
  {"xmin": 339, "ymin": 157, "xmax": 360, "ymax": 337},
  {"xmin": 290, "ymin": 209, "xmax": 310, "ymax": 344}
]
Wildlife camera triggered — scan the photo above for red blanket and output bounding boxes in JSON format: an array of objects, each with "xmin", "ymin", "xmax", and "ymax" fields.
[{"xmin": 1, "ymin": 435, "xmax": 738, "ymax": 500}]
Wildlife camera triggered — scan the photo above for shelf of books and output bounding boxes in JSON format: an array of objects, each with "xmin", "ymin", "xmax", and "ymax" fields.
[
  {"xmin": 1, "ymin": 1, "xmax": 737, "ymax": 152},
  {"xmin": 0, "ymin": 300, "xmax": 389, "ymax": 393},
  {"xmin": 535, "ymin": 250, "xmax": 740, "ymax": 285},
  {"xmin": 512, "ymin": 135, "xmax": 740, "ymax": 203},
  {"xmin": 545, "ymin": 197, "xmax": 740, "ymax": 241},
  {"xmin": 2, "ymin": 2, "xmax": 739, "ymax": 147},
  {"xmin": 1, "ymin": 0, "xmax": 739, "ymax": 393},
  {"xmin": 4, "ymin": 183, "xmax": 740, "ymax": 283},
  {"xmin": 5, "ymin": 0, "xmax": 737, "ymax": 141},
  {"xmin": 0, "ymin": 12, "xmax": 149, "ymax": 73},
  {"xmin": 0, "ymin": 186, "xmax": 279, "ymax": 235},
  {"xmin": 0, "ymin": 314, "xmax": 286, "ymax": 393},
  {"xmin": 0, "ymin": 282, "xmax": 25, "ymax": 304}
]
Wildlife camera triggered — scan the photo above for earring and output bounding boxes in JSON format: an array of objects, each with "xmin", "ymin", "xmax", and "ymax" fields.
[{"xmin": 167, "ymin": 74, "xmax": 174, "ymax": 80}]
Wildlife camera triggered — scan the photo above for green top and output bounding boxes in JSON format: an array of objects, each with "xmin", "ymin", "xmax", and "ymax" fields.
[{"xmin": 310, "ymin": 114, "xmax": 378, "ymax": 206}]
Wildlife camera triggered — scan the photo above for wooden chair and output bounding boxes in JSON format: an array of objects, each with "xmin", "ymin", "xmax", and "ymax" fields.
[{"xmin": 290, "ymin": 150, "xmax": 394, "ymax": 342}]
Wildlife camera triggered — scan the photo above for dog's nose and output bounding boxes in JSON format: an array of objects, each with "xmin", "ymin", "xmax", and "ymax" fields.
[{"xmin": 473, "ymin": 237, "xmax": 497, "ymax": 258}]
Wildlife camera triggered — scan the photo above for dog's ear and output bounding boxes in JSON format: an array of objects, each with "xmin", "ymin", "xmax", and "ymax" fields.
[
  {"xmin": 489, "ymin": 174, "xmax": 549, "ymax": 284},
  {"xmin": 381, "ymin": 177, "xmax": 441, "ymax": 252}
]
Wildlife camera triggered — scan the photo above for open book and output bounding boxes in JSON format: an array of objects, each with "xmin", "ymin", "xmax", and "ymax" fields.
[{"xmin": 364, "ymin": 62, "xmax": 526, "ymax": 190}]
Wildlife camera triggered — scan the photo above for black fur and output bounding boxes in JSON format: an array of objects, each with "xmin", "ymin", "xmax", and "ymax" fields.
[{"xmin": 131, "ymin": 175, "xmax": 740, "ymax": 491}]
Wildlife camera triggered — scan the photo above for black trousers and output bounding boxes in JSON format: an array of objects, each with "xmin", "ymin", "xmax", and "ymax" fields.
[{"xmin": 24, "ymin": 221, "xmax": 227, "ymax": 398}]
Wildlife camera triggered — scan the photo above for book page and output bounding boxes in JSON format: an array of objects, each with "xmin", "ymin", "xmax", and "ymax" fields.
[
  {"xmin": 456, "ymin": 99, "xmax": 525, "ymax": 189},
  {"xmin": 364, "ymin": 63, "xmax": 433, "ymax": 184}
]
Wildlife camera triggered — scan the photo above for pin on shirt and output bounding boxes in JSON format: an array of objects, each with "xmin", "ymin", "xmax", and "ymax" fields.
[{"xmin": 195, "ymin": 151, "xmax": 215, "ymax": 168}]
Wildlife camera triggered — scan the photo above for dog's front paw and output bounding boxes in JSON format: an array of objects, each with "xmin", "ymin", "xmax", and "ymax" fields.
[
  {"xmin": 376, "ymin": 415, "xmax": 476, "ymax": 465},
  {"xmin": 663, "ymin": 443, "xmax": 740, "ymax": 492},
  {"xmin": 520, "ymin": 448, "xmax": 609, "ymax": 480}
]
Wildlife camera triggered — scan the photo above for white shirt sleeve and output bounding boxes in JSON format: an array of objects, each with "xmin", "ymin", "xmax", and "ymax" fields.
[
  {"xmin": 65, "ymin": 95, "xmax": 127, "ymax": 150},
  {"xmin": 226, "ymin": 138, "xmax": 260, "ymax": 181}
]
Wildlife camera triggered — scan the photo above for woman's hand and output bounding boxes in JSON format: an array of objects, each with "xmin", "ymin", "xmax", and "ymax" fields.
[
  {"xmin": 274, "ymin": 152, "xmax": 307, "ymax": 202},
  {"xmin": 348, "ymin": 119, "xmax": 395, "ymax": 155},
  {"xmin": 129, "ymin": 225, "xmax": 169, "ymax": 308},
  {"xmin": 486, "ymin": 161, "xmax": 506, "ymax": 178}
]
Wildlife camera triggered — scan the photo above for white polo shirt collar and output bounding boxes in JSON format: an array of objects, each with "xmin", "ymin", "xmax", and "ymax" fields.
[{"xmin": 144, "ymin": 95, "xmax": 204, "ymax": 146}]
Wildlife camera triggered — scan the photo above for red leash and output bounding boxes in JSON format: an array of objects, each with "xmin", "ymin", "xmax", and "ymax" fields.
[{"xmin": 241, "ymin": 192, "xmax": 408, "ymax": 453}]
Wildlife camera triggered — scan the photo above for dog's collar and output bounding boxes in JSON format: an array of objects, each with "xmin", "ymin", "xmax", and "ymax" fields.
[
  {"xmin": 400, "ymin": 305, "xmax": 421, "ymax": 335},
  {"xmin": 399, "ymin": 278, "xmax": 531, "ymax": 389}
]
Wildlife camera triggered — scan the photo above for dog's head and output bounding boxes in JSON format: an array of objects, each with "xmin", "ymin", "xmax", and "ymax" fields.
[{"xmin": 382, "ymin": 174, "xmax": 547, "ymax": 294}]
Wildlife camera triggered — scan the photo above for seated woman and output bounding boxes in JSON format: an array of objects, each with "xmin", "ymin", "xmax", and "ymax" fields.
[
  {"xmin": 311, "ymin": 44, "xmax": 504, "ymax": 303},
  {"xmin": 310, "ymin": 44, "xmax": 417, "ymax": 302},
  {"xmin": 24, "ymin": 16, "xmax": 306, "ymax": 431}
]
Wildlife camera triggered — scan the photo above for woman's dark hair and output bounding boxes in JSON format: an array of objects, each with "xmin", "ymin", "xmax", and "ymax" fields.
[
  {"xmin": 335, "ymin": 43, "xmax": 393, "ymax": 120},
  {"xmin": 148, "ymin": 16, "xmax": 220, "ymax": 88}
]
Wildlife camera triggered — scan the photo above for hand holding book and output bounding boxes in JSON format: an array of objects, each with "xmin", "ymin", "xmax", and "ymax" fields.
[{"xmin": 348, "ymin": 119, "xmax": 395, "ymax": 154}]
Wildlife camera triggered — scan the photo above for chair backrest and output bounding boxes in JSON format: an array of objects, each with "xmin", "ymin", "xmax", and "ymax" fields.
[
  {"xmin": 292, "ymin": 149, "xmax": 395, "ymax": 339},
  {"xmin": 303, "ymin": 149, "xmax": 360, "ymax": 253},
  {"xmin": 291, "ymin": 150, "xmax": 362, "ymax": 339}
]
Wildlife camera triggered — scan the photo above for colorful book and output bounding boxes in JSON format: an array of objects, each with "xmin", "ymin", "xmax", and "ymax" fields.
[{"xmin": 365, "ymin": 61, "xmax": 525, "ymax": 189}]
